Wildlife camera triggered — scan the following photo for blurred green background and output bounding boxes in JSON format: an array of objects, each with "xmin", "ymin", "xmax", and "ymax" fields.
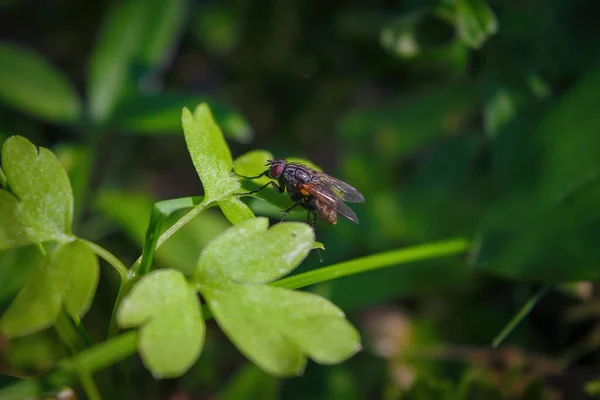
[{"xmin": 2, "ymin": 0, "xmax": 600, "ymax": 398}]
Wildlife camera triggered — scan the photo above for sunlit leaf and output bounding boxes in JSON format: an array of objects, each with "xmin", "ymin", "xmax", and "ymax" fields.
[
  {"xmin": 182, "ymin": 103, "xmax": 239, "ymax": 200},
  {"xmin": 0, "ymin": 43, "xmax": 81, "ymax": 123},
  {"xmin": 117, "ymin": 269, "xmax": 205, "ymax": 378},
  {"xmin": 0, "ymin": 245, "xmax": 43, "ymax": 306},
  {"xmin": 202, "ymin": 283, "xmax": 360, "ymax": 376},
  {"xmin": 0, "ymin": 240, "xmax": 99, "ymax": 337},
  {"xmin": 218, "ymin": 196, "xmax": 255, "ymax": 225},
  {"xmin": 0, "ymin": 136, "xmax": 74, "ymax": 250},
  {"xmin": 194, "ymin": 218, "xmax": 314, "ymax": 285}
]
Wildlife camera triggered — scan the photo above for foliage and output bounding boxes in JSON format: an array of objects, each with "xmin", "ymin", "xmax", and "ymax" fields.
[{"xmin": 1, "ymin": 0, "xmax": 600, "ymax": 398}]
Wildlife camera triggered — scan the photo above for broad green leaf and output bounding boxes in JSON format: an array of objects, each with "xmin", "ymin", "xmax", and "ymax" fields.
[
  {"xmin": 455, "ymin": 0, "xmax": 498, "ymax": 48},
  {"xmin": 0, "ymin": 43, "xmax": 81, "ymax": 123},
  {"xmin": 476, "ymin": 67, "xmax": 600, "ymax": 281},
  {"xmin": 182, "ymin": 103, "xmax": 239, "ymax": 200},
  {"xmin": 87, "ymin": 0, "xmax": 146, "ymax": 122},
  {"xmin": 117, "ymin": 269, "xmax": 205, "ymax": 378},
  {"xmin": 0, "ymin": 136, "xmax": 74, "ymax": 250},
  {"xmin": 0, "ymin": 240, "xmax": 99, "ymax": 337},
  {"xmin": 0, "ymin": 245, "xmax": 43, "ymax": 306},
  {"xmin": 202, "ymin": 284, "xmax": 360, "ymax": 376},
  {"xmin": 195, "ymin": 218, "xmax": 314, "ymax": 285},
  {"xmin": 218, "ymin": 197, "xmax": 255, "ymax": 225},
  {"xmin": 113, "ymin": 93, "xmax": 253, "ymax": 142}
]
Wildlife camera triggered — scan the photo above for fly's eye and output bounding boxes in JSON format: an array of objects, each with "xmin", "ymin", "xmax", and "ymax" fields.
[{"xmin": 270, "ymin": 163, "xmax": 284, "ymax": 178}]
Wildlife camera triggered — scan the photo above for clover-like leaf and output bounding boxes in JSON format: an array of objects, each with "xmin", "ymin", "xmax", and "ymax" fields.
[
  {"xmin": 0, "ymin": 136, "xmax": 74, "ymax": 251},
  {"xmin": 117, "ymin": 269, "xmax": 205, "ymax": 378},
  {"xmin": 194, "ymin": 218, "xmax": 314, "ymax": 285},
  {"xmin": 182, "ymin": 104, "xmax": 239, "ymax": 200},
  {"xmin": 201, "ymin": 283, "xmax": 361, "ymax": 376},
  {"xmin": 0, "ymin": 240, "xmax": 99, "ymax": 337}
]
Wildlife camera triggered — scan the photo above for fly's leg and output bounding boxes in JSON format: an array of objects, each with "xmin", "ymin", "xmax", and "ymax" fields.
[
  {"xmin": 234, "ymin": 170, "xmax": 268, "ymax": 180},
  {"xmin": 308, "ymin": 210, "xmax": 323, "ymax": 262},
  {"xmin": 237, "ymin": 180, "xmax": 284, "ymax": 196},
  {"xmin": 280, "ymin": 201, "xmax": 302, "ymax": 222}
]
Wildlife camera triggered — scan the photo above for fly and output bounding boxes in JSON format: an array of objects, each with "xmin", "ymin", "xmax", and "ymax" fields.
[{"xmin": 236, "ymin": 158, "xmax": 364, "ymax": 226}]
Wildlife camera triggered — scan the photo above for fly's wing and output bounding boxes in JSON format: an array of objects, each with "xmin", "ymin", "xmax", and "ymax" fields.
[
  {"xmin": 300, "ymin": 182, "xmax": 360, "ymax": 224},
  {"xmin": 314, "ymin": 172, "xmax": 365, "ymax": 203}
]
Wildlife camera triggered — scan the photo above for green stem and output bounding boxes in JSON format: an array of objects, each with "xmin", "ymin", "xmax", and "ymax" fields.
[
  {"xmin": 272, "ymin": 238, "xmax": 470, "ymax": 290},
  {"xmin": 133, "ymin": 205, "xmax": 164, "ymax": 276},
  {"xmin": 131, "ymin": 199, "xmax": 213, "ymax": 271},
  {"xmin": 81, "ymin": 238, "xmax": 128, "ymax": 279},
  {"xmin": 492, "ymin": 284, "xmax": 551, "ymax": 348},
  {"xmin": 0, "ymin": 332, "xmax": 139, "ymax": 400}
]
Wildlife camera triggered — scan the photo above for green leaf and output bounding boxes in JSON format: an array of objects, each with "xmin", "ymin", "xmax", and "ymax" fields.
[
  {"xmin": 117, "ymin": 269, "xmax": 205, "ymax": 378},
  {"xmin": 135, "ymin": 0, "xmax": 187, "ymax": 76},
  {"xmin": 202, "ymin": 284, "xmax": 360, "ymax": 376},
  {"xmin": 0, "ymin": 240, "xmax": 99, "ymax": 337},
  {"xmin": 87, "ymin": 0, "xmax": 146, "ymax": 122},
  {"xmin": 113, "ymin": 93, "xmax": 253, "ymax": 142},
  {"xmin": 0, "ymin": 43, "xmax": 81, "ymax": 123},
  {"xmin": 182, "ymin": 103, "xmax": 239, "ymax": 200},
  {"xmin": 0, "ymin": 246, "xmax": 43, "ymax": 306},
  {"xmin": 218, "ymin": 197, "xmax": 255, "ymax": 225},
  {"xmin": 475, "ymin": 67, "xmax": 600, "ymax": 281},
  {"xmin": 233, "ymin": 150, "xmax": 274, "ymax": 184},
  {"xmin": 455, "ymin": 0, "xmax": 498, "ymax": 48},
  {"xmin": 194, "ymin": 218, "xmax": 314, "ymax": 285},
  {"xmin": 0, "ymin": 136, "xmax": 74, "ymax": 250}
]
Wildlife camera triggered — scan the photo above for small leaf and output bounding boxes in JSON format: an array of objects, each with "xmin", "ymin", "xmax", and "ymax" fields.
[
  {"xmin": 117, "ymin": 269, "xmax": 205, "ymax": 378},
  {"xmin": 113, "ymin": 93, "xmax": 253, "ymax": 142},
  {"xmin": 455, "ymin": 0, "xmax": 498, "ymax": 48},
  {"xmin": 0, "ymin": 136, "xmax": 74, "ymax": 250},
  {"xmin": 182, "ymin": 103, "xmax": 239, "ymax": 200},
  {"xmin": 194, "ymin": 218, "xmax": 314, "ymax": 285},
  {"xmin": 218, "ymin": 197, "xmax": 255, "ymax": 225},
  {"xmin": 0, "ymin": 240, "xmax": 99, "ymax": 337},
  {"xmin": 0, "ymin": 43, "xmax": 81, "ymax": 123},
  {"xmin": 202, "ymin": 283, "xmax": 360, "ymax": 376}
]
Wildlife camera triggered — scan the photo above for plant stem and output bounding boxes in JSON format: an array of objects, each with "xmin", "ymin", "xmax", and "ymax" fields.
[
  {"xmin": 0, "ymin": 332, "xmax": 139, "ymax": 400},
  {"xmin": 81, "ymin": 238, "xmax": 128, "ymax": 279},
  {"xmin": 271, "ymin": 238, "xmax": 470, "ymax": 290},
  {"xmin": 492, "ymin": 284, "xmax": 551, "ymax": 348},
  {"xmin": 134, "ymin": 205, "xmax": 164, "ymax": 276}
]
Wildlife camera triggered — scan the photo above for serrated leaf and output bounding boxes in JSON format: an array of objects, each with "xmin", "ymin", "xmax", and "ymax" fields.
[
  {"xmin": 455, "ymin": 0, "xmax": 498, "ymax": 48},
  {"xmin": 0, "ymin": 240, "xmax": 99, "ymax": 337},
  {"xmin": 218, "ymin": 197, "xmax": 255, "ymax": 225},
  {"xmin": 194, "ymin": 218, "xmax": 314, "ymax": 285},
  {"xmin": 117, "ymin": 269, "xmax": 205, "ymax": 378},
  {"xmin": 113, "ymin": 93, "xmax": 253, "ymax": 142},
  {"xmin": 0, "ymin": 136, "xmax": 74, "ymax": 250},
  {"xmin": 0, "ymin": 43, "xmax": 82, "ymax": 123},
  {"xmin": 202, "ymin": 283, "xmax": 360, "ymax": 376},
  {"xmin": 182, "ymin": 103, "xmax": 239, "ymax": 200}
]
